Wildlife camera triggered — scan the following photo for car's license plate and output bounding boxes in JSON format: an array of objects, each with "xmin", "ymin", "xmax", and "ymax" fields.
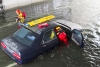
[{"xmin": 7, "ymin": 47, "xmax": 13, "ymax": 53}]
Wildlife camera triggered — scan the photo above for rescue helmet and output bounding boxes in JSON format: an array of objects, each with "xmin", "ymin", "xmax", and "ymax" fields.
[
  {"xmin": 55, "ymin": 26, "xmax": 61, "ymax": 32},
  {"xmin": 56, "ymin": 26, "xmax": 61, "ymax": 30},
  {"xmin": 16, "ymin": 9, "xmax": 21, "ymax": 14}
]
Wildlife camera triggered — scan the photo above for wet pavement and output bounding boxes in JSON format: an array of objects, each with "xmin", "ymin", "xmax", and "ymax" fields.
[{"xmin": 0, "ymin": 0, "xmax": 100, "ymax": 67}]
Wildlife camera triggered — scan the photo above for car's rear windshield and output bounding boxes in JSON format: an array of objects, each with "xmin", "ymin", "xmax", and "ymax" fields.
[{"xmin": 13, "ymin": 27, "xmax": 38, "ymax": 46}]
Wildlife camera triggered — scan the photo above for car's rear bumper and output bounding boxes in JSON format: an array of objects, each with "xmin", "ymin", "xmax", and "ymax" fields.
[{"xmin": 1, "ymin": 46, "xmax": 23, "ymax": 64}]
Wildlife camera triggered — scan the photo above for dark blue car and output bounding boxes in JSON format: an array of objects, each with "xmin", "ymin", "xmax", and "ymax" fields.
[{"xmin": 0, "ymin": 19, "xmax": 84, "ymax": 64}]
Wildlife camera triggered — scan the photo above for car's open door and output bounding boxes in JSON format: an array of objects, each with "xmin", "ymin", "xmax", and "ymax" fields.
[{"xmin": 71, "ymin": 29, "xmax": 84, "ymax": 48}]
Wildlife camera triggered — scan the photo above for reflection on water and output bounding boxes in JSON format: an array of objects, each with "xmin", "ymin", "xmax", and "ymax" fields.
[{"xmin": 83, "ymin": 19, "xmax": 100, "ymax": 67}]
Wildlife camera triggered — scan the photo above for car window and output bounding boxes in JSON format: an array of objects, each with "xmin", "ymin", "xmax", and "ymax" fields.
[
  {"xmin": 42, "ymin": 29, "xmax": 56, "ymax": 43},
  {"xmin": 73, "ymin": 30, "xmax": 82, "ymax": 39},
  {"xmin": 13, "ymin": 27, "xmax": 38, "ymax": 46}
]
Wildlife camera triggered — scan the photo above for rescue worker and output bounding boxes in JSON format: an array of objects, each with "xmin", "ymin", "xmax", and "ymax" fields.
[
  {"xmin": 16, "ymin": 9, "xmax": 26, "ymax": 29},
  {"xmin": 56, "ymin": 27, "xmax": 69, "ymax": 46}
]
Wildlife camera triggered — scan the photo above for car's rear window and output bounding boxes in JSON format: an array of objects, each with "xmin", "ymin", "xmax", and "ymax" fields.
[{"xmin": 13, "ymin": 27, "xmax": 38, "ymax": 46}]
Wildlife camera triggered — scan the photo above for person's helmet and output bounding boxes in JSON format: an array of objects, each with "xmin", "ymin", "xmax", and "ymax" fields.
[
  {"xmin": 56, "ymin": 27, "xmax": 61, "ymax": 30},
  {"xmin": 56, "ymin": 27, "xmax": 61, "ymax": 32},
  {"xmin": 16, "ymin": 9, "xmax": 21, "ymax": 14}
]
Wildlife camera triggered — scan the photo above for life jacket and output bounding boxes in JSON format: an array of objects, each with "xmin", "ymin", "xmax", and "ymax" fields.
[
  {"xmin": 57, "ymin": 32, "xmax": 66, "ymax": 41},
  {"xmin": 57, "ymin": 32, "xmax": 68, "ymax": 46},
  {"xmin": 17, "ymin": 12, "xmax": 25, "ymax": 23},
  {"xmin": 18, "ymin": 13, "xmax": 23, "ymax": 18}
]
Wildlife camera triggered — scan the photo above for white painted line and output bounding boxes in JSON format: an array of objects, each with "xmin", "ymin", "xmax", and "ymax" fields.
[
  {"xmin": 6, "ymin": 63, "xmax": 17, "ymax": 67},
  {"xmin": 0, "ymin": 22, "xmax": 16, "ymax": 29}
]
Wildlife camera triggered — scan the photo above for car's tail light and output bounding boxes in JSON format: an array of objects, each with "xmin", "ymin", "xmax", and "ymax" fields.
[
  {"xmin": 13, "ymin": 52, "xmax": 21, "ymax": 60},
  {"xmin": 0, "ymin": 42, "xmax": 6, "ymax": 49}
]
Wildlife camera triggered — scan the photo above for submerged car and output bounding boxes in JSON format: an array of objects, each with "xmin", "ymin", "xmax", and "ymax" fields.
[{"xmin": 0, "ymin": 19, "xmax": 84, "ymax": 64}]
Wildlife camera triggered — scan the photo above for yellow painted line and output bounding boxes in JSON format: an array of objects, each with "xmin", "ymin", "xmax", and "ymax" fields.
[
  {"xmin": 6, "ymin": 63, "xmax": 17, "ymax": 67},
  {"xmin": 27, "ymin": 15, "xmax": 55, "ymax": 27}
]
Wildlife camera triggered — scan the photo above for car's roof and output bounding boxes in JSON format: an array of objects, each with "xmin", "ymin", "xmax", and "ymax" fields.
[
  {"xmin": 26, "ymin": 19, "xmax": 83, "ymax": 34},
  {"xmin": 27, "ymin": 21, "xmax": 57, "ymax": 34},
  {"xmin": 54, "ymin": 19, "xmax": 83, "ymax": 30}
]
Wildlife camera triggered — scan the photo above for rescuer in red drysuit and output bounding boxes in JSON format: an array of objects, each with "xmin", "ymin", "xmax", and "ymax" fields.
[
  {"xmin": 16, "ymin": 9, "xmax": 26, "ymax": 29},
  {"xmin": 56, "ymin": 27, "xmax": 69, "ymax": 46}
]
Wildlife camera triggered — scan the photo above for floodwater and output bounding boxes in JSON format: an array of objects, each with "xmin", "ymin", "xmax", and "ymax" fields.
[{"xmin": 0, "ymin": 0, "xmax": 100, "ymax": 67}]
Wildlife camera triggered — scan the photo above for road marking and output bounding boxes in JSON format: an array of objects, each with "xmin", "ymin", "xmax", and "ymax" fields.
[
  {"xmin": 6, "ymin": 63, "xmax": 17, "ymax": 67},
  {"xmin": 0, "ymin": 22, "xmax": 16, "ymax": 29}
]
